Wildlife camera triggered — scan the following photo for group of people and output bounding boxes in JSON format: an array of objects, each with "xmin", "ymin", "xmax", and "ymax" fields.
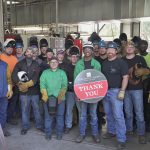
[{"xmin": 0, "ymin": 32, "xmax": 150, "ymax": 150}]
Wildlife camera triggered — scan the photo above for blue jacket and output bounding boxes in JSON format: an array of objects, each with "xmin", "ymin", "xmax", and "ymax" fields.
[{"xmin": 0, "ymin": 60, "xmax": 8, "ymax": 98}]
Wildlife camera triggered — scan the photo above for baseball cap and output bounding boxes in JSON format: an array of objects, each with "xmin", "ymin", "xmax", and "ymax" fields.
[
  {"xmin": 56, "ymin": 49, "xmax": 65, "ymax": 55},
  {"xmin": 16, "ymin": 43, "xmax": 23, "ymax": 49},
  {"xmin": 107, "ymin": 41, "xmax": 117, "ymax": 49},
  {"xmin": 99, "ymin": 40, "xmax": 106, "ymax": 48},
  {"xmin": 83, "ymin": 41, "xmax": 94, "ymax": 50}
]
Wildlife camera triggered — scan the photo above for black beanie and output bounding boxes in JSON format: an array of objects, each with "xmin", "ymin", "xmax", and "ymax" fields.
[{"xmin": 40, "ymin": 38, "xmax": 48, "ymax": 48}]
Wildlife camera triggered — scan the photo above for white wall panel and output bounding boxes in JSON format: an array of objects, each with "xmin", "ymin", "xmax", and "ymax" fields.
[{"xmin": 11, "ymin": 0, "xmax": 150, "ymax": 26}]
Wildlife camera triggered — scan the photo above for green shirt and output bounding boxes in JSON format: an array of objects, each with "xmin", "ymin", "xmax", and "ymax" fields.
[
  {"xmin": 143, "ymin": 53, "xmax": 150, "ymax": 68},
  {"xmin": 40, "ymin": 68, "xmax": 68, "ymax": 100},
  {"xmin": 74, "ymin": 58, "xmax": 101, "ymax": 80}
]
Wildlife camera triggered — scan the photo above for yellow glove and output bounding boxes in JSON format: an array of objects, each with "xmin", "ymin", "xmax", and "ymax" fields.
[
  {"xmin": 41, "ymin": 89, "xmax": 48, "ymax": 102},
  {"xmin": 135, "ymin": 68, "xmax": 150, "ymax": 77},
  {"xmin": 6, "ymin": 84, "xmax": 13, "ymax": 99},
  {"xmin": 57, "ymin": 89, "xmax": 66, "ymax": 104},
  {"xmin": 18, "ymin": 82, "xmax": 28, "ymax": 92},
  {"xmin": 118, "ymin": 90, "xmax": 125, "ymax": 101},
  {"xmin": 18, "ymin": 80, "xmax": 34, "ymax": 92},
  {"xmin": 25, "ymin": 80, "xmax": 34, "ymax": 88}
]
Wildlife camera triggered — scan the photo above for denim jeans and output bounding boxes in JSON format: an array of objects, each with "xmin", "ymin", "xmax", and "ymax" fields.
[
  {"xmin": 124, "ymin": 90, "xmax": 145, "ymax": 135},
  {"xmin": 7, "ymin": 92, "xmax": 19, "ymax": 121},
  {"xmin": 20, "ymin": 95, "xmax": 42, "ymax": 130},
  {"xmin": 44, "ymin": 101, "xmax": 65, "ymax": 135},
  {"xmin": 0, "ymin": 97, "xmax": 8, "ymax": 128},
  {"xmin": 65, "ymin": 92, "xmax": 76, "ymax": 128},
  {"xmin": 79, "ymin": 101, "xmax": 98, "ymax": 136},
  {"xmin": 103, "ymin": 89, "xmax": 126, "ymax": 143}
]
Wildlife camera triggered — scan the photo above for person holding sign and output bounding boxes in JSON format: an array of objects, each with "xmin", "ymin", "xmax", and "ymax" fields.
[
  {"xmin": 74, "ymin": 41, "xmax": 101, "ymax": 143},
  {"xmin": 102, "ymin": 42, "xmax": 128, "ymax": 150}
]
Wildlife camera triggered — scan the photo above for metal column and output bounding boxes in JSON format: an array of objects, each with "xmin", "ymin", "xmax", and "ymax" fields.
[
  {"xmin": 0, "ymin": 0, "xmax": 4, "ymax": 43},
  {"xmin": 56, "ymin": 0, "xmax": 58, "ymax": 34}
]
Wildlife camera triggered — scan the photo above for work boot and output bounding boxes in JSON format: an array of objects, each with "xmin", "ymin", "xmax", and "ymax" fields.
[
  {"xmin": 3, "ymin": 128, "xmax": 11, "ymax": 137},
  {"xmin": 7, "ymin": 119, "xmax": 18, "ymax": 125},
  {"xmin": 92, "ymin": 135, "xmax": 101, "ymax": 143},
  {"xmin": 21, "ymin": 129, "xmax": 28, "ymax": 135},
  {"xmin": 36, "ymin": 127, "xmax": 44, "ymax": 133},
  {"xmin": 57, "ymin": 134, "xmax": 62, "ymax": 140},
  {"xmin": 45, "ymin": 134, "xmax": 51, "ymax": 141},
  {"xmin": 103, "ymin": 132, "xmax": 115, "ymax": 139},
  {"xmin": 139, "ymin": 135, "xmax": 147, "ymax": 144},
  {"xmin": 64, "ymin": 128, "xmax": 71, "ymax": 134},
  {"xmin": 117, "ymin": 142, "xmax": 126, "ymax": 150},
  {"xmin": 76, "ymin": 135, "xmax": 85, "ymax": 143},
  {"xmin": 126, "ymin": 131, "xmax": 134, "ymax": 135}
]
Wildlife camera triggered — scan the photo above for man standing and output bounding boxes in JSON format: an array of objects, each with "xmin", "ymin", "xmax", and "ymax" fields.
[
  {"xmin": 15, "ymin": 35, "xmax": 25, "ymax": 61},
  {"xmin": 96, "ymin": 40, "xmax": 107, "ymax": 129},
  {"xmin": 0, "ymin": 57, "xmax": 13, "ymax": 136},
  {"xmin": 40, "ymin": 48, "xmax": 54, "ymax": 72},
  {"xmin": 40, "ymin": 57, "xmax": 68, "ymax": 140},
  {"xmin": 0, "ymin": 39, "xmax": 17, "ymax": 74},
  {"xmin": 12, "ymin": 47, "xmax": 42, "ymax": 135},
  {"xmin": 74, "ymin": 41, "xmax": 101, "ymax": 143},
  {"xmin": 0, "ymin": 39, "xmax": 18, "ymax": 125},
  {"xmin": 139, "ymin": 40, "xmax": 150, "ymax": 132},
  {"xmin": 15, "ymin": 43, "xmax": 24, "ymax": 61},
  {"xmin": 123, "ymin": 41, "xmax": 149, "ymax": 144},
  {"xmin": 95, "ymin": 40, "xmax": 107, "ymax": 64},
  {"xmin": 102, "ymin": 42, "xmax": 128, "ymax": 150},
  {"xmin": 64, "ymin": 46, "xmax": 80, "ymax": 133},
  {"xmin": 39, "ymin": 38, "xmax": 48, "ymax": 61}
]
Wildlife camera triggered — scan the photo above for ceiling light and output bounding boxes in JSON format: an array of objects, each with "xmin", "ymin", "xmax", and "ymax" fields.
[{"xmin": 7, "ymin": 1, "xmax": 19, "ymax": 5}]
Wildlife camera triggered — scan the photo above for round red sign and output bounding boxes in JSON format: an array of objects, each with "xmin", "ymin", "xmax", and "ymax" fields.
[{"xmin": 74, "ymin": 69, "xmax": 108, "ymax": 103}]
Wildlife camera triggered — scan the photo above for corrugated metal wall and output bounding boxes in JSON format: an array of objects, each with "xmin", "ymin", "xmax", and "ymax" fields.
[{"xmin": 11, "ymin": 0, "xmax": 149, "ymax": 26}]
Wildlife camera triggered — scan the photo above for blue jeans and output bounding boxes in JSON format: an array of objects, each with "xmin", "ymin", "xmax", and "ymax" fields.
[
  {"xmin": 79, "ymin": 101, "xmax": 98, "ymax": 136},
  {"xmin": 44, "ymin": 101, "xmax": 65, "ymax": 135},
  {"xmin": 124, "ymin": 90, "xmax": 145, "ymax": 135},
  {"xmin": 65, "ymin": 92, "xmax": 76, "ymax": 128},
  {"xmin": 0, "ymin": 97, "xmax": 8, "ymax": 128},
  {"xmin": 7, "ymin": 92, "xmax": 19, "ymax": 121},
  {"xmin": 103, "ymin": 89, "xmax": 126, "ymax": 143},
  {"xmin": 20, "ymin": 95, "xmax": 42, "ymax": 130}
]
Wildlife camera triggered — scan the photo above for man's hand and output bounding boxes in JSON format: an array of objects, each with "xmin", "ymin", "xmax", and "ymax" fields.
[
  {"xmin": 41, "ymin": 89, "xmax": 48, "ymax": 103},
  {"xmin": 118, "ymin": 90, "xmax": 125, "ymax": 100},
  {"xmin": 17, "ymin": 80, "xmax": 34, "ymax": 92},
  {"xmin": 6, "ymin": 84, "xmax": 13, "ymax": 99},
  {"xmin": 18, "ymin": 82, "xmax": 28, "ymax": 92},
  {"xmin": 57, "ymin": 89, "xmax": 66, "ymax": 104}
]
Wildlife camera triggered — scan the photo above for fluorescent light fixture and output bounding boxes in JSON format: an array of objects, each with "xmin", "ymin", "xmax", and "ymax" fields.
[
  {"xmin": 13, "ymin": 27, "xmax": 49, "ymax": 31},
  {"xmin": 139, "ymin": 17, "xmax": 150, "ymax": 22},
  {"xmin": 7, "ymin": 1, "xmax": 19, "ymax": 4}
]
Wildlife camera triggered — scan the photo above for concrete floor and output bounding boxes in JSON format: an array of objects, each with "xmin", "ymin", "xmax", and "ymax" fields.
[{"xmin": 2, "ymin": 122, "xmax": 150, "ymax": 150}]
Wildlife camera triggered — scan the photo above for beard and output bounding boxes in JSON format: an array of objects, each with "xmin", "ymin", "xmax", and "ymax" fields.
[{"xmin": 107, "ymin": 53, "xmax": 116, "ymax": 59}]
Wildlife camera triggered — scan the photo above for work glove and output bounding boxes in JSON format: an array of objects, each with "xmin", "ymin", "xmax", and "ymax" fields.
[
  {"xmin": 135, "ymin": 68, "xmax": 150, "ymax": 77},
  {"xmin": 118, "ymin": 90, "xmax": 125, "ymax": 101},
  {"xmin": 6, "ymin": 84, "xmax": 13, "ymax": 99},
  {"xmin": 57, "ymin": 89, "xmax": 66, "ymax": 104},
  {"xmin": 18, "ymin": 80, "xmax": 34, "ymax": 92},
  {"xmin": 18, "ymin": 82, "xmax": 28, "ymax": 92},
  {"xmin": 41, "ymin": 89, "xmax": 48, "ymax": 103}
]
